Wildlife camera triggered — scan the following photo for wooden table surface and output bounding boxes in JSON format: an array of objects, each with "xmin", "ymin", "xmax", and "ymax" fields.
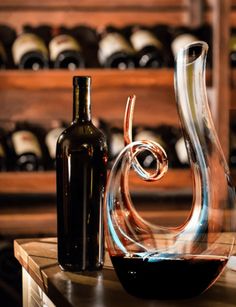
[{"xmin": 14, "ymin": 237, "xmax": 236, "ymax": 307}]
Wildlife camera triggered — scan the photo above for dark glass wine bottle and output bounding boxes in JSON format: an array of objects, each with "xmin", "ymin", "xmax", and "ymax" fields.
[
  {"xmin": 152, "ymin": 24, "xmax": 174, "ymax": 67},
  {"xmin": 130, "ymin": 26, "xmax": 165, "ymax": 68},
  {"xmin": 0, "ymin": 40, "xmax": 7, "ymax": 69},
  {"xmin": 230, "ymin": 29, "xmax": 236, "ymax": 67},
  {"xmin": 12, "ymin": 26, "xmax": 49, "ymax": 70},
  {"xmin": 0, "ymin": 127, "xmax": 8, "ymax": 171},
  {"xmin": 45, "ymin": 119, "xmax": 67, "ymax": 169},
  {"xmin": 9, "ymin": 122, "xmax": 44, "ymax": 171},
  {"xmin": 0, "ymin": 24, "xmax": 16, "ymax": 69},
  {"xmin": 71, "ymin": 25, "xmax": 100, "ymax": 68},
  {"xmin": 98, "ymin": 26, "xmax": 136, "ymax": 69},
  {"xmin": 49, "ymin": 27, "xmax": 85, "ymax": 70},
  {"xmin": 56, "ymin": 76, "xmax": 108, "ymax": 272},
  {"xmin": 230, "ymin": 121, "xmax": 236, "ymax": 167},
  {"xmin": 171, "ymin": 26, "xmax": 199, "ymax": 58},
  {"xmin": 174, "ymin": 134, "xmax": 189, "ymax": 168},
  {"xmin": 134, "ymin": 126, "xmax": 167, "ymax": 169}
]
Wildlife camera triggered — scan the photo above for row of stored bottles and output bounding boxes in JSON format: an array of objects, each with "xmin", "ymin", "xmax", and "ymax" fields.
[
  {"xmin": 0, "ymin": 23, "xmax": 213, "ymax": 70},
  {"xmin": 0, "ymin": 119, "xmax": 190, "ymax": 172},
  {"xmin": 1, "ymin": 118, "xmax": 236, "ymax": 172}
]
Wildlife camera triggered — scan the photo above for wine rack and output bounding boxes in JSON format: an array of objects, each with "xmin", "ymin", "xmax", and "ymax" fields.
[{"xmin": 0, "ymin": 0, "xmax": 233, "ymax": 235}]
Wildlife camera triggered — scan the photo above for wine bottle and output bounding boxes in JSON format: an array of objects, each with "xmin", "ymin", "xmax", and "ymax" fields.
[
  {"xmin": 230, "ymin": 121, "xmax": 236, "ymax": 167},
  {"xmin": 230, "ymin": 29, "xmax": 236, "ymax": 67},
  {"xmin": 56, "ymin": 76, "xmax": 108, "ymax": 271},
  {"xmin": 195, "ymin": 24, "xmax": 212, "ymax": 67},
  {"xmin": 49, "ymin": 27, "xmax": 85, "ymax": 70},
  {"xmin": 0, "ymin": 127, "xmax": 8, "ymax": 171},
  {"xmin": 130, "ymin": 26, "xmax": 165, "ymax": 68},
  {"xmin": 12, "ymin": 26, "xmax": 49, "ymax": 70},
  {"xmin": 0, "ymin": 41, "xmax": 6, "ymax": 69},
  {"xmin": 174, "ymin": 134, "xmax": 189, "ymax": 168},
  {"xmin": 171, "ymin": 26, "xmax": 199, "ymax": 58},
  {"xmin": 9, "ymin": 122, "xmax": 44, "ymax": 171},
  {"xmin": 0, "ymin": 24, "xmax": 16, "ymax": 69},
  {"xmin": 134, "ymin": 126, "xmax": 167, "ymax": 169},
  {"xmin": 152, "ymin": 24, "xmax": 174, "ymax": 67},
  {"xmin": 71, "ymin": 25, "xmax": 100, "ymax": 68},
  {"xmin": 109, "ymin": 125, "xmax": 124, "ymax": 161},
  {"xmin": 98, "ymin": 26, "xmax": 136, "ymax": 69},
  {"xmin": 45, "ymin": 120, "xmax": 67, "ymax": 169}
]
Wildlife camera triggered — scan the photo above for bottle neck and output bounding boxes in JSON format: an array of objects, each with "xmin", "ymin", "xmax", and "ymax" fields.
[{"xmin": 73, "ymin": 85, "xmax": 91, "ymax": 123}]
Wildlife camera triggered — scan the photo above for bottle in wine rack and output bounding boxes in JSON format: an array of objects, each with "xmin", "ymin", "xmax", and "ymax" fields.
[
  {"xmin": 49, "ymin": 26, "xmax": 85, "ymax": 70},
  {"xmin": 230, "ymin": 29, "xmax": 236, "ymax": 67},
  {"xmin": 98, "ymin": 26, "xmax": 136, "ymax": 69},
  {"xmin": 174, "ymin": 130, "xmax": 189, "ymax": 168},
  {"xmin": 134, "ymin": 126, "xmax": 167, "ymax": 169},
  {"xmin": 0, "ymin": 127, "xmax": 9, "ymax": 171},
  {"xmin": 12, "ymin": 25, "xmax": 49, "ymax": 70},
  {"xmin": 108, "ymin": 125, "xmax": 124, "ymax": 162},
  {"xmin": 0, "ymin": 24, "xmax": 16, "ymax": 69},
  {"xmin": 195, "ymin": 24, "xmax": 212, "ymax": 67},
  {"xmin": 9, "ymin": 122, "xmax": 44, "ymax": 171},
  {"xmin": 171, "ymin": 26, "xmax": 199, "ymax": 58},
  {"xmin": 230, "ymin": 121, "xmax": 236, "ymax": 167},
  {"xmin": 45, "ymin": 120, "xmax": 67, "ymax": 169},
  {"xmin": 56, "ymin": 76, "xmax": 108, "ymax": 271},
  {"xmin": 130, "ymin": 26, "xmax": 165, "ymax": 68},
  {"xmin": 71, "ymin": 25, "xmax": 100, "ymax": 68},
  {"xmin": 0, "ymin": 40, "xmax": 7, "ymax": 69},
  {"xmin": 152, "ymin": 24, "xmax": 174, "ymax": 67}
]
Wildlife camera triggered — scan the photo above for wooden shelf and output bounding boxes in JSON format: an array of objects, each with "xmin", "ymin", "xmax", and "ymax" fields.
[
  {"xmin": 0, "ymin": 69, "xmax": 176, "ymax": 90},
  {"xmin": 0, "ymin": 0, "xmax": 211, "ymax": 32},
  {"xmin": 0, "ymin": 206, "xmax": 56, "ymax": 236},
  {"xmin": 0, "ymin": 69, "xmax": 212, "ymax": 90},
  {"xmin": 0, "ymin": 0, "xmax": 189, "ymax": 9},
  {"xmin": 0, "ymin": 169, "xmax": 192, "ymax": 195},
  {"xmin": 0, "ymin": 69, "xmax": 212, "ymax": 127}
]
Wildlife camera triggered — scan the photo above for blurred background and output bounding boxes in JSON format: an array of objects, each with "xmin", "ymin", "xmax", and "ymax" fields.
[{"xmin": 0, "ymin": 0, "xmax": 235, "ymax": 306}]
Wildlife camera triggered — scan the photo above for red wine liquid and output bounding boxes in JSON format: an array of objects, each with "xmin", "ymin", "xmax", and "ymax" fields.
[{"xmin": 111, "ymin": 254, "xmax": 227, "ymax": 299}]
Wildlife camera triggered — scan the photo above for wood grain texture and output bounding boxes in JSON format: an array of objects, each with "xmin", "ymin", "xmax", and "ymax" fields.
[
  {"xmin": 0, "ymin": 0, "xmax": 189, "ymax": 9},
  {"xmin": 0, "ymin": 169, "xmax": 192, "ymax": 195},
  {"xmin": 0, "ymin": 70, "xmax": 176, "ymax": 90},
  {"xmin": 0, "ymin": 11, "xmax": 189, "ymax": 32},
  {"xmin": 212, "ymin": 0, "xmax": 230, "ymax": 158},
  {"xmin": 0, "ymin": 69, "xmax": 211, "ymax": 124},
  {"xmin": 14, "ymin": 237, "xmax": 236, "ymax": 307},
  {"xmin": 0, "ymin": 210, "xmax": 56, "ymax": 236}
]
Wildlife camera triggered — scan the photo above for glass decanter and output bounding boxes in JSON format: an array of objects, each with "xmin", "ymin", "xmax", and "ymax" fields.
[{"xmin": 104, "ymin": 41, "xmax": 236, "ymax": 299}]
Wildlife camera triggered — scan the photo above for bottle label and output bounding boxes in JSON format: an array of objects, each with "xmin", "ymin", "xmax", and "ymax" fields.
[
  {"xmin": 130, "ymin": 30, "xmax": 162, "ymax": 52},
  {"xmin": 175, "ymin": 137, "xmax": 188, "ymax": 164},
  {"xmin": 230, "ymin": 36, "xmax": 236, "ymax": 52},
  {"xmin": 98, "ymin": 32, "xmax": 134, "ymax": 65},
  {"xmin": 0, "ymin": 143, "xmax": 5, "ymax": 157},
  {"xmin": 171, "ymin": 34, "xmax": 198, "ymax": 56},
  {"xmin": 12, "ymin": 33, "xmax": 48, "ymax": 65},
  {"xmin": 0, "ymin": 41, "xmax": 7, "ymax": 62},
  {"xmin": 45, "ymin": 127, "xmax": 64, "ymax": 159},
  {"xmin": 12, "ymin": 130, "xmax": 42, "ymax": 157},
  {"xmin": 110, "ymin": 133, "xmax": 124, "ymax": 157},
  {"xmin": 49, "ymin": 34, "xmax": 81, "ymax": 61}
]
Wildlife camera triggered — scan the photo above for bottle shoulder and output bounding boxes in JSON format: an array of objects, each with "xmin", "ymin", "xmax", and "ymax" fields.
[{"xmin": 57, "ymin": 122, "xmax": 107, "ymax": 147}]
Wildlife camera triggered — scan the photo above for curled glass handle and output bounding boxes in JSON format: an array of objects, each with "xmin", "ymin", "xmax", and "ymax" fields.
[{"xmin": 123, "ymin": 94, "xmax": 168, "ymax": 181}]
